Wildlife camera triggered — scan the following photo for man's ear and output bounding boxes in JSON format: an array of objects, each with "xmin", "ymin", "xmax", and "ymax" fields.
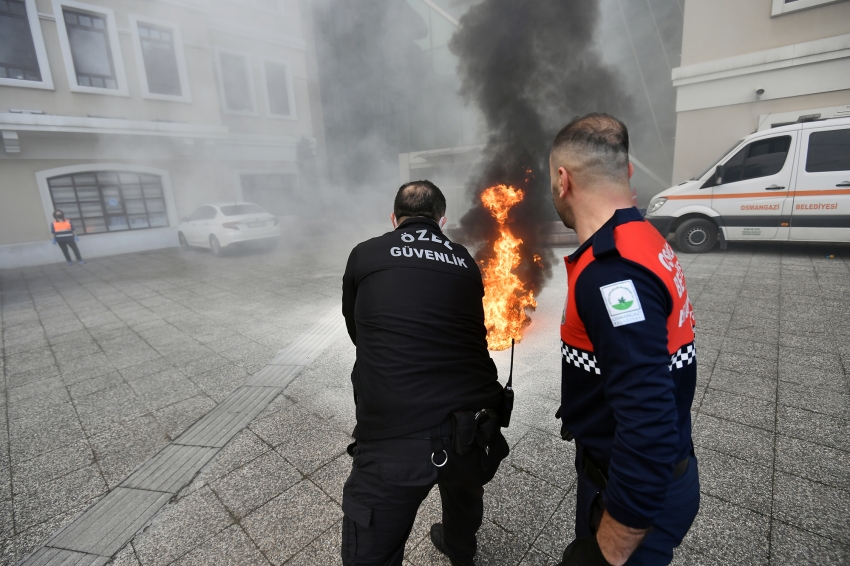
[
  {"xmin": 390, "ymin": 213, "xmax": 397, "ymax": 229},
  {"xmin": 628, "ymin": 162, "xmax": 635, "ymax": 180},
  {"xmin": 558, "ymin": 166, "xmax": 571, "ymax": 199}
]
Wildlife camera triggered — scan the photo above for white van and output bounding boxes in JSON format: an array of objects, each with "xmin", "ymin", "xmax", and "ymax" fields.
[{"xmin": 645, "ymin": 117, "xmax": 850, "ymax": 253}]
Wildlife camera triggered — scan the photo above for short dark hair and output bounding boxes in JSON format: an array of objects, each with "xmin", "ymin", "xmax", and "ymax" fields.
[
  {"xmin": 551, "ymin": 113, "xmax": 630, "ymax": 182},
  {"xmin": 394, "ymin": 180, "xmax": 446, "ymax": 221}
]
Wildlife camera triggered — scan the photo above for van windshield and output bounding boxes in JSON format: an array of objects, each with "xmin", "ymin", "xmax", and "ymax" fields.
[{"xmin": 693, "ymin": 139, "xmax": 744, "ymax": 180}]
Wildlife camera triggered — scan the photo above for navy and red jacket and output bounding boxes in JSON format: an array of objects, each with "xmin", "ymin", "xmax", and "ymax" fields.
[{"xmin": 559, "ymin": 207, "xmax": 697, "ymax": 529}]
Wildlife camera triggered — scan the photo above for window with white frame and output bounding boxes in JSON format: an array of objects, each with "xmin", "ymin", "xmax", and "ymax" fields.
[
  {"xmin": 0, "ymin": 0, "xmax": 53, "ymax": 89},
  {"xmin": 263, "ymin": 60, "xmax": 296, "ymax": 118},
  {"xmin": 53, "ymin": 0, "xmax": 127, "ymax": 95},
  {"xmin": 48, "ymin": 171, "xmax": 169, "ymax": 234},
  {"xmin": 215, "ymin": 49, "xmax": 256, "ymax": 114},
  {"xmin": 772, "ymin": 0, "xmax": 847, "ymax": 15},
  {"xmin": 130, "ymin": 16, "xmax": 190, "ymax": 101}
]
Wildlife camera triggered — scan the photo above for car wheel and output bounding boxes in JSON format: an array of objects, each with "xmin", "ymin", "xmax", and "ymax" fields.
[
  {"xmin": 675, "ymin": 218, "xmax": 717, "ymax": 254},
  {"xmin": 210, "ymin": 235, "xmax": 224, "ymax": 257},
  {"xmin": 179, "ymin": 232, "xmax": 190, "ymax": 251}
]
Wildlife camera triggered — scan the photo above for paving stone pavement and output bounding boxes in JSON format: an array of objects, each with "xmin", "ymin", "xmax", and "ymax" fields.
[{"xmin": 3, "ymin": 236, "xmax": 850, "ymax": 565}]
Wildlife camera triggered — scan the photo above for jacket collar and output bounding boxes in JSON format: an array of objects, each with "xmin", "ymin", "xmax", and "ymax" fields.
[
  {"xmin": 395, "ymin": 217, "xmax": 441, "ymax": 231},
  {"xmin": 566, "ymin": 207, "xmax": 644, "ymax": 264}
]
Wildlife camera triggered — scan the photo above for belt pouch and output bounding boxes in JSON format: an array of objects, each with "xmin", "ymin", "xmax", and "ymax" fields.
[{"xmin": 451, "ymin": 411, "xmax": 477, "ymax": 456}]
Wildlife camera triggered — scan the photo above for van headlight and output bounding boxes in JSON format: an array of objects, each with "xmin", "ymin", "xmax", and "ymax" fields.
[{"xmin": 647, "ymin": 197, "xmax": 667, "ymax": 215}]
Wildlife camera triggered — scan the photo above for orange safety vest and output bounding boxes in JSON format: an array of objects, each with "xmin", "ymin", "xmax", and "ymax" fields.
[{"xmin": 53, "ymin": 220, "xmax": 73, "ymax": 238}]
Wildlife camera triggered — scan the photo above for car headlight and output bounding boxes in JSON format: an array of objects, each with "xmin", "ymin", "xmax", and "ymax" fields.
[{"xmin": 647, "ymin": 197, "xmax": 668, "ymax": 215}]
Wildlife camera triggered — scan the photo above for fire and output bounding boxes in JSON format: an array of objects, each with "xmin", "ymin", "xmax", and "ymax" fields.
[{"xmin": 480, "ymin": 185, "xmax": 537, "ymax": 350}]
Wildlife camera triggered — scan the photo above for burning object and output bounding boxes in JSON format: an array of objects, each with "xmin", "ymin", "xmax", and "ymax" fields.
[{"xmin": 479, "ymin": 185, "xmax": 537, "ymax": 351}]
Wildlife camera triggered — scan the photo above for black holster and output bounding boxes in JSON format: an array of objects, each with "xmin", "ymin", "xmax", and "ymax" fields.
[{"xmin": 451, "ymin": 409, "xmax": 499, "ymax": 457}]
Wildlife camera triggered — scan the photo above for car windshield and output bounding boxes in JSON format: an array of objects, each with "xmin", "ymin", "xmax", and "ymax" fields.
[
  {"xmin": 693, "ymin": 139, "xmax": 745, "ymax": 180},
  {"xmin": 220, "ymin": 204, "xmax": 266, "ymax": 216}
]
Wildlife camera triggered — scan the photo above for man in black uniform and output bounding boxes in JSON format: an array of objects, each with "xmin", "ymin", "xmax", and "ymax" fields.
[{"xmin": 341, "ymin": 181, "xmax": 509, "ymax": 566}]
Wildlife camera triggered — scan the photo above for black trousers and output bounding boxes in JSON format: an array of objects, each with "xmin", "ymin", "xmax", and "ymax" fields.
[
  {"xmin": 58, "ymin": 240, "xmax": 82, "ymax": 262},
  {"xmin": 574, "ymin": 451, "xmax": 700, "ymax": 566},
  {"xmin": 341, "ymin": 429, "xmax": 508, "ymax": 566}
]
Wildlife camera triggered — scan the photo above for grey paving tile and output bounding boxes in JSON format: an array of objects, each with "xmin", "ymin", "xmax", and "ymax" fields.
[
  {"xmin": 284, "ymin": 520, "xmax": 342, "ymax": 566},
  {"xmin": 90, "ymin": 415, "xmax": 171, "ymax": 489},
  {"xmin": 132, "ymin": 486, "xmax": 233, "ymax": 566},
  {"xmin": 707, "ymin": 368, "xmax": 776, "ymax": 401},
  {"xmin": 309, "ymin": 454, "xmax": 351, "ymax": 505},
  {"xmin": 777, "ymin": 404, "xmax": 850, "ymax": 452},
  {"xmin": 68, "ymin": 372, "xmax": 126, "ymax": 400},
  {"xmin": 9, "ymin": 411, "xmax": 87, "ymax": 465},
  {"xmin": 122, "ymin": 445, "xmax": 217, "ymax": 493},
  {"xmin": 6, "ymin": 364, "xmax": 61, "ymax": 390},
  {"xmin": 172, "ymin": 524, "xmax": 270, "ymax": 566},
  {"xmin": 74, "ymin": 384, "xmax": 149, "ymax": 436},
  {"xmin": 12, "ymin": 440, "xmax": 94, "ymax": 493},
  {"xmin": 8, "ymin": 377, "xmax": 69, "ymax": 405},
  {"xmin": 692, "ymin": 414, "xmax": 774, "ymax": 465},
  {"xmin": 776, "ymin": 435, "xmax": 850, "ymax": 489},
  {"xmin": 176, "ymin": 386, "xmax": 282, "ymax": 448},
  {"xmin": 110, "ymin": 544, "xmax": 142, "ymax": 566},
  {"xmin": 506, "ymin": 429, "xmax": 575, "ymax": 489},
  {"xmin": 194, "ymin": 429, "xmax": 272, "ymax": 485},
  {"xmin": 530, "ymin": 485, "xmax": 576, "ymax": 560},
  {"xmin": 484, "ymin": 465, "xmax": 566, "ymax": 542},
  {"xmin": 779, "ymin": 380, "xmax": 850, "ymax": 417},
  {"xmin": 18, "ymin": 547, "xmax": 109, "ymax": 566},
  {"xmin": 45, "ymin": 487, "xmax": 171, "ymax": 557},
  {"xmin": 187, "ymin": 364, "xmax": 249, "ymax": 403},
  {"xmin": 769, "ymin": 520, "xmax": 850, "ymax": 566},
  {"xmin": 128, "ymin": 369, "xmax": 201, "ymax": 412},
  {"xmin": 699, "ymin": 387, "xmax": 775, "ymax": 431},
  {"xmin": 209, "ymin": 451, "xmax": 302, "ymax": 519},
  {"xmin": 11, "ymin": 499, "xmax": 100, "ymax": 565},
  {"xmin": 59, "ymin": 353, "xmax": 119, "ymax": 384},
  {"xmin": 679, "ymin": 494, "xmax": 769, "ymax": 565},
  {"xmin": 241, "ymin": 481, "xmax": 342, "ymax": 565},
  {"xmin": 695, "ymin": 448, "xmax": 772, "ymax": 515},
  {"xmin": 152, "ymin": 394, "xmax": 217, "ymax": 440},
  {"xmin": 6, "ymin": 349, "xmax": 56, "ymax": 376},
  {"xmin": 252, "ymin": 403, "xmax": 351, "ymax": 474},
  {"xmin": 773, "ymin": 471, "xmax": 850, "ymax": 545},
  {"xmin": 14, "ymin": 464, "xmax": 108, "ymax": 531}
]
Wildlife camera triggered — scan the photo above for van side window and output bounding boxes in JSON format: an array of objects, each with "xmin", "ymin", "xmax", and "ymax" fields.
[
  {"xmin": 806, "ymin": 129, "xmax": 850, "ymax": 173},
  {"xmin": 724, "ymin": 136, "xmax": 792, "ymax": 184}
]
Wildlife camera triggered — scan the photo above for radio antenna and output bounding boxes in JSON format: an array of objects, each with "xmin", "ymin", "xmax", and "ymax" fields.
[{"xmin": 507, "ymin": 338, "xmax": 514, "ymax": 390}]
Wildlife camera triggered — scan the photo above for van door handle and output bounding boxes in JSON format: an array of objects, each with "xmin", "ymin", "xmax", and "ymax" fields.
[
  {"xmin": 837, "ymin": 181, "xmax": 850, "ymax": 187},
  {"xmin": 765, "ymin": 185, "xmax": 785, "ymax": 190}
]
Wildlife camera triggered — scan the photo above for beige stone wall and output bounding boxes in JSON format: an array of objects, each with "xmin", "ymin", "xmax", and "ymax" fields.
[
  {"xmin": 671, "ymin": 89, "xmax": 850, "ymax": 184},
  {"xmin": 0, "ymin": 160, "xmax": 58, "ymax": 244},
  {"xmin": 681, "ymin": 0, "xmax": 850, "ymax": 66}
]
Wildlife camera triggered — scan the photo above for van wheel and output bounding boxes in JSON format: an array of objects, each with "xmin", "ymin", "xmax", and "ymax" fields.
[
  {"xmin": 210, "ymin": 235, "xmax": 224, "ymax": 257},
  {"xmin": 178, "ymin": 232, "xmax": 190, "ymax": 251},
  {"xmin": 675, "ymin": 218, "xmax": 717, "ymax": 253}
]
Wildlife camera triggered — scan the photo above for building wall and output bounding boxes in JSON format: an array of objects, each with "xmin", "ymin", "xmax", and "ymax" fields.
[
  {"xmin": 0, "ymin": 0, "xmax": 320, "ymax": 268},
  {"xmin": 681, "ymin": 0, "xmax": 850, "ymax": 65},
  {"xmin": 672, "ymin": 90, "xmax": 850, "ymax": 183},
  {"xmin": 670, "ymin": 0, "xmax": 850, "ymax": 185}
]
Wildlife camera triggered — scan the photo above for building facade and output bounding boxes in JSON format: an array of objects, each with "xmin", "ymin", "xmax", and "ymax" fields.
[
  {"xmin": 0, "ymin": 0, "xmax": 323, "ymax": 268},
  {"xmin": 672, "ymin": 0, "xmax": 850, "ymax": 184}
]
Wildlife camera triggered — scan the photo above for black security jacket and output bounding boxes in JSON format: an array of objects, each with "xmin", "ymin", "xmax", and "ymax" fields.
[{"xmin": 342, "ymin": 217, "xmax": 503, "ymax": 440}]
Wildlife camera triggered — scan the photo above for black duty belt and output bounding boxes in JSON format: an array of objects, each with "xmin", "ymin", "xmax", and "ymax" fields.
[{"xmin": 578, "ymin": 442, "xmax": 689, "ymax": 491}]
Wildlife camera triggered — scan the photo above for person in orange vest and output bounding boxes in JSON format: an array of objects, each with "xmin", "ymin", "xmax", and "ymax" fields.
[{"xmin": 51, "ymin": 210, "xmax": 85, "ymax": 266}]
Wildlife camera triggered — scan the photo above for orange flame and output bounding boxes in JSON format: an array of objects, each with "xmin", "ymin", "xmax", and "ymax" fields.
[{"xmin": 480, "ymin": 184, "xmax": 537, "ymax": 351}]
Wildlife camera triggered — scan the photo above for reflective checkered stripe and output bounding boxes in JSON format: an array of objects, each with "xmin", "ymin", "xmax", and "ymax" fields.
[
  {"xmin": 669, "ymin": 343, "xmax": 696, "ymax": 371},
  {"xmin": 561, "ymin": 341, "xmax": 601, "ymax": 375}
]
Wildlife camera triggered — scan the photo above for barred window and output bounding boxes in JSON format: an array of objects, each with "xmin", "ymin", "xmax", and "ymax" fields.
[
  {"xmin": 48, "ymin": 171, "xmax": 169, "ymax": 234},
  {"xmin": 0, "ymin": 0, "xmax": 41, "ymax": 81},
  {"xmin": 62, "ymin": 8, "xmax": 117, "ymax": 89}
]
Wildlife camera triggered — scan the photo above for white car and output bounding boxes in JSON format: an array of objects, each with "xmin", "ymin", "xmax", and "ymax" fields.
[{"xmin": 178, "ymin": 203, "xmax": 281, "ymax": 256}]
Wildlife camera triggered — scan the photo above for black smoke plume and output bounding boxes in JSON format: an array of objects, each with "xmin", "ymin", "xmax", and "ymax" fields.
[{"xmin": 450, "ymin": 0, "xmax": 629, "ymax": 294}]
